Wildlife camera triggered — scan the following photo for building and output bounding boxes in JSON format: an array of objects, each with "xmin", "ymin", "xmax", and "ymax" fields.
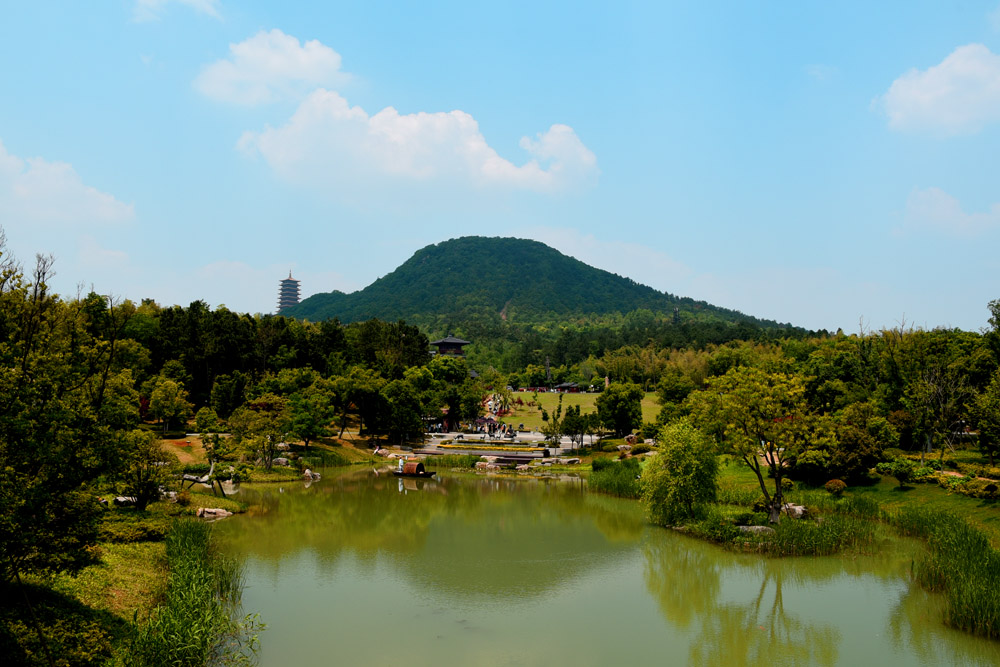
[
  {"xmin": 430, "ymin": 334, "xmax": 471, "ymax": 356},
  {"xmin": 277, "ymin": 272, "xmax": 300, "ymax": 312}
]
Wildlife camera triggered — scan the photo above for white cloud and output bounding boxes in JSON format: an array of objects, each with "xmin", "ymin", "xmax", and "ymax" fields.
[
  {"xmin": 195, "ymin": 29, "xmax": 347, "ymax": 105},
  {"xmin": 0, "ymin": 139, "xmax": 134, "ymax": 226},
  {"xmin": 133, "ymin": 0, "xmax": 220, "ymax": 22},
  {"xmin": 238, "ymin": 88, "xmax": 597, "ymax": 195},
  {"xmin": 902, "ymin": 186, "xmax": 1000, "ymax": 235},
  {"xmin": 879, "ymin": 43, "xmax": 1000, "ymax": 134}
]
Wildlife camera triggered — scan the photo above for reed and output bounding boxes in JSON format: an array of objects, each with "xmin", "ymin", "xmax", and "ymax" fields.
[
  {"xmin": 422, "ymin": 454, "xmax": 481, "ymax": 469},
  {"xmin": 588, "ymin": 458, "xmax": 641, "ymax": 498},
  {"xmin": 116, "ymin": 520, "xmax": 261, "ymax": 666},
  {"xmin": 891, "ymin": 509, "xmax": 1000, "ymax": 638}
]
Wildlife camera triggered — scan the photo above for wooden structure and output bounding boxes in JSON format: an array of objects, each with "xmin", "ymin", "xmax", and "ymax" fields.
[
  {"xmin": 393, "ymin": 461, "xmax": 436, "ymax": 478},
  {"xmin": 430, "ymin": 334, "xmax": 471, "ymax": 356}
]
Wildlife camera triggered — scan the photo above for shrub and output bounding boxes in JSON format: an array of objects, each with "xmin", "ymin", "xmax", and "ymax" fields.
[
  {"xmin": 423, "ymin": 454, "xmax": 481, "ymax": 469},
  {"xmin": 780, "ymin": 477, "xmax": 795, "ymax": 492},
  {"xmin": 631, "ymin": 443, "xmax": 652, "ymax": 455},
  {"xmin": 877, "ymin": 458, "xmax": 917, "ymax": 488},
  {"xmin": 641, "ymin": 421, "xmax": 717, "ymax": 526},
  {"xmin": 824, "ymin": 479, "xmax": 847, "ymax": 497}
]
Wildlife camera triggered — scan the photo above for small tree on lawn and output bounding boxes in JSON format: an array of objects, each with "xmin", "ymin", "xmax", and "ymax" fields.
[{"xmin": 641, "ymin": 420, "xmax": 718, "ymax": 526}]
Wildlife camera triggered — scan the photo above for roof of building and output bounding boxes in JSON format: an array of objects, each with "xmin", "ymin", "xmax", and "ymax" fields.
[{"xmin": 430, "ymin": 335, "xmax": 471, "ymax": 346}]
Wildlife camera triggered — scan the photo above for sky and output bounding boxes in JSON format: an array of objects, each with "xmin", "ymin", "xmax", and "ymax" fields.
[{"xmin": 1, "ymin": 1, "xmax": 999, "ymax": 333}]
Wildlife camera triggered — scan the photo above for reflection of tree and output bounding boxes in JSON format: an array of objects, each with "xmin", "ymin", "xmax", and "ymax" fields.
[
  {"xmin": 644, "ymin": 538, "xmax": 839, "ymax": 666},
  {"xmin": 217, "ymin": 471, "xmax": 644, "ymax": 601}
]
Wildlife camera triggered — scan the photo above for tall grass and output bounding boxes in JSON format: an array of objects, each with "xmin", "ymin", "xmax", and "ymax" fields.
[
  {"xmin": 588, "ymin": 458, "xmax": 641, "ymax": 498},
  {"xmin": 422, "ymin": 454, "xmax": 481, "ymax": 469},
  {"xmin": 116, "ymin": 520, "xmax": 262, "ymax": 666},
  {"xmin": 890, "ymin": 508, "xmax": 1000, "ymax": 638}
]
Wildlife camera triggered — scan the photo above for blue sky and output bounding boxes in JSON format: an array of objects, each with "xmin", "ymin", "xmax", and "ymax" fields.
[{"xmin": 2, "ymin": 1, "xmax": 999, "ymax": 332}]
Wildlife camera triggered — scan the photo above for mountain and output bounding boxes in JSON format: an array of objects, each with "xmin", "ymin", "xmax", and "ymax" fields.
[{"xmin": 284, "ymin": 237, "xmax": 795, "ymax": 331}]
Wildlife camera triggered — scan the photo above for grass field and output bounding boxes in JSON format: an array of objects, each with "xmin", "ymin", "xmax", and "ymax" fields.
[{"xmin": 503, "ymin": 391, "xmax": 659, "ymax": 431}]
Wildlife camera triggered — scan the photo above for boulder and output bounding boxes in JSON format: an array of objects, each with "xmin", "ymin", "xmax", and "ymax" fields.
[
  {"xmin": 617, "ymin": 444, "xmax": 632, "ymax": 452},
  {"xmin": 782, "ymin": 504, "xmax": 808, "ymax": 519},
  {"xmin": 113, "ymin": 496, "xmax": 137, "ymax": 507},
  {"xmin": 196, "ymin": 507, "xmax": 233, "ymax": 518},
  {"xmin": 273, "ymin": 457, "xmax": 290, "ymax": 466},
  {"xmin": 516, "ymin": 464, "xmax": 532, "ymax": 471},
  {"xmin": 739, "ymin": 525, "xmax": 776, "ymax": 535},
  {"xmin": 302, "ymin": 468, "xmax": 321, "ymax": 481},
  {"xmin": 276, "ymin": 442, "xmax": 290, "ymax": 451},
  {"xmin": 475, "ymin": 462, "xmax": 490, "ymax": 470},
  {"xmin": 558, "ymin": 458, "xmax": 581, "ymax": 465}
]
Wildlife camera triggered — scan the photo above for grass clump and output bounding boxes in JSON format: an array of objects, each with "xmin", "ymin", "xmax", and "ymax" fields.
[
  {"xmin": 589, "ymin": 457, "xmax": 641, "ymax": 498},
  {"xmin": 115, "ymin": 520, "xmax": 262, "ymax": 666},
  {"xmin": 422, "ymin": 454, "xmax": 481, "ymax": 469},
  {"xmin": 889, "ymin": 508, "xmax": 1000, "ymax": 638}
]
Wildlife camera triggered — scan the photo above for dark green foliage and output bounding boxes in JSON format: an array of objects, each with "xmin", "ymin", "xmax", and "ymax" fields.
[
  {"xmin": 596, "ymin": 382, "xmax": 644, "ymax": 437},
  {"xmin": 877, "ymin": 458, "xmax": 918, "ymax": 488},
  {"xmin": 0, "ymin": 580, "xmax": 127, "ymax": 666},
  {"xmin": 98, "ymin": 512, "xmax": 170, "ymax": 543},
  {"xmin": 285, "ymin": 237, "xmax": 780, "ymax": 327},
  {"xmin": 588, "ymin": 458, "xmax": 641, "ymax": 498}
]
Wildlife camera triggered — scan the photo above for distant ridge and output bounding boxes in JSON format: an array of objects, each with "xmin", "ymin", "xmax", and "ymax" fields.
[{"xmin": 284, "ymin": 236, "xmax": 795, "ymax": 329}]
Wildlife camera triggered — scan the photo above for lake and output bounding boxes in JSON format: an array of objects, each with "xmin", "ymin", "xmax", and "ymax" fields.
[{"xmin": 215, "ymin": 469, "xmax": 1000, "ymax": 666}]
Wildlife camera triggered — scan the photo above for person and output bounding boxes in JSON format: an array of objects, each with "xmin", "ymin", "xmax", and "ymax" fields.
[{"xmin": 398, "ymin": 457, "xmax": 404, "ymax": 472}]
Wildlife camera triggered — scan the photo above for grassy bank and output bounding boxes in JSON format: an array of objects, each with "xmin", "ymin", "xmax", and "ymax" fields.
[{"xmin": 115, "ymin": 520, "xmax": 261, "ymax": 666}]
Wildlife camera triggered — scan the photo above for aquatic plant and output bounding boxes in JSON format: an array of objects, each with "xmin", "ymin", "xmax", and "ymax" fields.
[
  {"xmin": 116, "ymin": 520, "xmax": 262, "ymax": 666},
  {"xmin": 589, "ymin": 458, "xmax": 641, "ymax": 498}
]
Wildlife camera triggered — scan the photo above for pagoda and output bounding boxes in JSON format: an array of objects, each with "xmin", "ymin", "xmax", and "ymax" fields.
[
  {"xmin": 430, "ymin": 334, "xmax": 471, "ymax": 356},
  {"xmin": 277, "ymin": 272, "xmax": 301, "ymax": 312}
]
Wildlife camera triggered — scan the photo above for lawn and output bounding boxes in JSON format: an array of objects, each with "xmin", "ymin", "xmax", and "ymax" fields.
[{"xmin": 503, "ymin": 390, "xmax": 660, "ymax": 431}]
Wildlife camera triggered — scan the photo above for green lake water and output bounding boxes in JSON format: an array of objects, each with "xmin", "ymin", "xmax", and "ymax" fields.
[{"xmin": 215, "ymin": 469, "xmax": 1000, "ymax": 666}]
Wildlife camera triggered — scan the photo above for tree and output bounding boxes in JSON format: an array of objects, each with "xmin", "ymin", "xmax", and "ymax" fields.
[
  {"xmin": 0, "ymin": 240, "xmax": 139, "ymax": 581},
  {"xmin": 228, "ymin": 393, "xmax": 290, "ymax": 470},
  {"xmin": 971, "ymin": 369, "xmax": 1000, "ymax": 466},
  {"xmin": 560, "ymin": 405, "xmax": 587, "ymax": 449},
  {"xmin": 641, "ymin": 421, "xmax": 718, "ymax": 525},
  {"xmin": 381, "ymin": 379, "xmax": 425, "ymax": 445},
  {"xmin": 149, "ymin": 376, "xmax": 193, "ymax": 432},
  {"xmin": 688, "ymin": 367, "xmax": 831, "ymax": 523},
  {"xmin": 194, "ymin": 406, "xmax": 221, "ymax": 434},
  {"xmin": 288, "ymin": 384, "xmax": 335, "ymax": 449},
  {"xmin": 117, "ymin": 430, "xmax": 172, "ymax": 511},
  {"xmin": 876, "ymin": 458, "xmax": 917, "ymax": 488},
  {"xmin": 596, "ymin": 382, "xmax": 644, "ymax": 437}
]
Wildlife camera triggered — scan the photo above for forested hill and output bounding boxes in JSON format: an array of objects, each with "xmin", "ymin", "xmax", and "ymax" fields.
[{"xmin": 285, "ymin": 236, "xmax": 795, "ymax": 330}]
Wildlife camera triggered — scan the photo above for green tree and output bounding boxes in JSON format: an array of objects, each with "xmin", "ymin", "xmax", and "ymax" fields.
[
  {"xmin": 596, "ymin": 382, "xmax": 644, "ymax": 437},
  {"xmin": 0, "ymin": 243, "xmax": 139, "ymax": 581},
  {"xmin": 228, "ymin": 393, "xmax": 290, "ymax": 470},
  {"xmin": 688, "ymin": 367, "xmax": 831, "ymax": 523},
  {"xmin": 194, "ymin": 406, "xmax": 221, "ymax": 434},
  {"xmin": 288, "ymin": 383, "xmax": 336, "ymax": 449},
  {"xmin": 641, "ymin": 421, "xmax": 718, "ymax": 525},
  {"xmin": 116, "ymin": 430, "xmax": 172, "ymax": 511},
  {"xmin": 560, "ymin": 405, "xmax": 587, "ymax": 449},
  {"xmin": 381, "ymin": 379, "xmax": 425, "ymax": 445},
  {"xmin": 876, "ymin": 458, "xmax": 917, "ymax": 488},
  {"xmin": 971, "ymin": 369, "xmax": 1000, "ymax": 466},
  {"xmin": 149, "ymin": 376, "xmax": 193, "ymax": 432}
]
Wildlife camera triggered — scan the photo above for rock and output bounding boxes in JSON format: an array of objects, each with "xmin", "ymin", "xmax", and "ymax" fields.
[
  {"xmin": 617, "ymin": 444, "xmax": 632, "ymax": 452},
  {"xmin": 302, "ymin": 468, "xmax": 321, "ymax": 481},
  {"xmin": 273, "ymin": 457, "xmax": 290, "ymax": 466},
  {"xmin": 516, "ymin": 464, "xmax": 532, "ymax": 471},
  {"xmin": 197, "ymin": 507, "xmax": 233, "ymax": 518},
  {"xmin": 276, "ymin": 442, "xmax": 290, "ymax": 451},
  {"xmin": 113, "ymin": 496, "xmax": 137, "ymax": 507},
  {"xmin": 558, "ymin": 457, "xmax": 581, "ymax": 465},
  {"xmin": 739, "ymin": 525, "xmax": 776, "ymax": 534},
  {"xmin": 484, "ymin": 456, "xmax": 500, "ymax": 463},
  {"xmin": 475, "ymin": 462, "xmax": 490, "ymax": 470},
  {"xmin": 782, "ymin": 504, "xmax": 808, "ymax": 519}
]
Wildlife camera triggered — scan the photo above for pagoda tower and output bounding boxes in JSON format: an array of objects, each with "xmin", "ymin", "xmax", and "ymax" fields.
[{"xmin": 277, "ymin": 271, "xmax": 301, "ymax": 312}]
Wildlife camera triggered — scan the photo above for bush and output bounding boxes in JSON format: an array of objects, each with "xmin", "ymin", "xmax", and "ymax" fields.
[
  {"xmin": 631, "ymin": 443, "xmax": 652, "ymax": 455},
  {"xmin": 423, "ymin": 454, "xmax": 481, "ymax": 469},
  {"xmin": 877, "ymin": 458, "xmax": 918, "ymax": 488},
  {"xmin": 780, "ymin": 477, "xmax": 795, "ymax": 492},
  {"xmin": 641, "ymin": 421, "xmax": 717, "ymax": 526},
  {"xmin": 824, "ymin": 479, "xmax": 847, "ymax": 497}
]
